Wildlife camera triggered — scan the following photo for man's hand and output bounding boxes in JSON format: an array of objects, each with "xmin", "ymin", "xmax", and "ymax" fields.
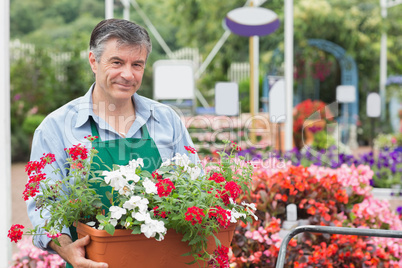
[{"xmin": 50, "ymin": 234, "xmax": 108, "ymax": 268}]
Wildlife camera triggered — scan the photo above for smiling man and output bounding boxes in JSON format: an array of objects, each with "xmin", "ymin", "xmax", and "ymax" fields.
[{"xmin": 26, "ymin": 19, "xmax": 198, "ymax": 268}]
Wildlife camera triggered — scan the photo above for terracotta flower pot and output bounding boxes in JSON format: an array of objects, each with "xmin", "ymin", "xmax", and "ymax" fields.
[{"xmin": 76, "ymin": 221, "xmax": 236, "ymax": 268}]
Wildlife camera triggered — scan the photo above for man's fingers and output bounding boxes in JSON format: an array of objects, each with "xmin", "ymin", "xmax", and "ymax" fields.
[{"xmin": 76, "ymin": 235, "xmax": 91, "ymax": 247}]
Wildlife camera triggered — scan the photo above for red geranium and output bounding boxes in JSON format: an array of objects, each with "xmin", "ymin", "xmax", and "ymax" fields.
[
  {"xmin": 155, "ymin": 178, "xmax": 175, "ymax": 197},
  {"xmin": 8, "ymin": 224, "xmax": 24, "ymax": 243},
  {"xmin": 184, "ymin": 206, "xmax": 205, "ymax": 225}
]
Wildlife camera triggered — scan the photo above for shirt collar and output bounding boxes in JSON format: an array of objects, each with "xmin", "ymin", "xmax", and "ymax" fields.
[
  {"xmin": 133, "ymin": 93, "xmax": 160, "ymax": 124},
  {"xmin": 75, "ymin": 84, "xmax": 160, "ymax": 128},
  {"xmin": 75, "ymin": 84, "xmax": 96, "ymax": 128}
]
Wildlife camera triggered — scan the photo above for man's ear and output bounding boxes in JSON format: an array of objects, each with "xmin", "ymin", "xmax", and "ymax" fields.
[{"xmin": 88, "ymin": 51, "xmax": 97, "ymax": 74}]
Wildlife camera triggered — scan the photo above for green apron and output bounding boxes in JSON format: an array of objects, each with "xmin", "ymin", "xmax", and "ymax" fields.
[{"xmin": 66, "ymin": 118, "xmax": 162, "ymax": 268}]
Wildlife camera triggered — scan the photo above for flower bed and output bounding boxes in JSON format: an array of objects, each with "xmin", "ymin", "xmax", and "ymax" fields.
[
  {"xmin": 10, "ymin": 237, "xmax": 65, "ymax": 268},
  {"xmin": 230, "ymin": 162, "xmax": 402, "ymax": 267}
]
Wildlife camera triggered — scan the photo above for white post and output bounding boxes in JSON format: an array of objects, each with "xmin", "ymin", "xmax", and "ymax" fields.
[
  {"xmin": 122, "ymin": 0, "xmax": 130, "ymax": 20},
  {"xmin": 0, "ymin": 0, "xmax": 12, "ymax": 265},
  {"xmin": 379, "ymin": 0, "xmax": 387, "ymax": 120},
  {"xmin": 105, "ymin": 0, "xmax": 114, "ymax": 19},
  {"xmin": 284, "ymin": 0, "xmax": 294, "ymax": 150},
  {"xmin": 253, "ymin": 36, "xmax": 259, "ymax": 114}
]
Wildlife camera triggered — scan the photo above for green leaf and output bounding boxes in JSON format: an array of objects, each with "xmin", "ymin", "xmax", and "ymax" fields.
[
  {"xmin": 212, "ymin": 233, "xmax": 221, "ymax": 247},
  {"xmin": 96, "ymin": 214, "xmax": 106, "ymax": 222},
  {"xmin": 140, "ymin": 170, "xmax": 152, "ymax": 178},
  {"xmin": 105, "ymin": 224, "xmax": 115, "ymax": 235},
  {"xmin": 105, "ymin": 191, "xmax": 113, "ymax": 201},
  {"xmin": 131, "ymin": 226, "xmax": 141, "ymax": 235},
  {"xmin": 53, "ymin": 238, "xmax": 61, "ymax": 247}
]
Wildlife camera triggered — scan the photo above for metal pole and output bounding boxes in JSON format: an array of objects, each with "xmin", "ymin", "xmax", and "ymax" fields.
[
  {"xmin": 0, "ymin": 0, "xmax": 12, "ymax": 265},
  {"xmin": 380, "ymin": 0, "xmax": 387, "ymax": 120},
  {"xmin": 284, "ymin": 0, "xmax": 294, "ymax": 150},
  {"xmin": 276, "ymin": 225, "xmax": 402, "ymax": 268},
  {"xmin": 249, "ymin": 35, "xmax": 257, "ymax": 143},
  {"xmin": 130, "ymin": 0, "xmax": 173, "ymax": 58},
  {"xmin": 105, "ymin": 0, "xmax": 114, "ymax": 19},
  {"xmin": 194, "ymin": 30, "xmax": 231, "ymax": 79},
  {"xmin": 248, "ymin": 0, "xmax": 259, "ymax": 144}
]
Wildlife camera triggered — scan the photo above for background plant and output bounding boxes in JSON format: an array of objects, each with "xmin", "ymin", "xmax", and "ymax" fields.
[{"xmin": 230, "ymin": 162, "xmax": 402, "ymax": 267}]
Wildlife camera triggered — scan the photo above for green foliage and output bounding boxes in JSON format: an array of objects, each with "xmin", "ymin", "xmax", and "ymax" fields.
[
  {"xmin": 22, "ymin": 114, "xmax": 46, "ymax": 135},
  {"xmin": 9, "ymin": 0, "xmax": 402, "ymax": 156},
  {"xmin": 311, "ymin": 130, "xmax": 336, "ymax": 151},
  {"xmin": 238, "ymin": 76, "xmax": 263, "ymax": 113}
]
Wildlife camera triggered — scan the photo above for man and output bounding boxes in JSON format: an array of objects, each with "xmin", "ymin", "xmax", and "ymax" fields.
[{"xmin": 27, "ymin": 19, "xmax": 198, "ymax": 268}]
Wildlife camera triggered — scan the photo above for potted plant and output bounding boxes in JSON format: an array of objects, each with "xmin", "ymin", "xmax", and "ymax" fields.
[
  {"xmin": 293, "ymin": 99, "xmax": 334, "ymax": 149},
  {"xmin": 8, "ymin": 137, "xmax": 256, "ymax": 267}
]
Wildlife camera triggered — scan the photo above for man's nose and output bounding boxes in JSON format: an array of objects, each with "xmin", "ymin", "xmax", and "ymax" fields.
[{"xmin": 120, "ymin": 64, "xmax": 135, "ymax": 80}]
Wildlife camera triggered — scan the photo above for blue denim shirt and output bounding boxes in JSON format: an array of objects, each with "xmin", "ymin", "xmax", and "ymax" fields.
[{"xmin": 26, "ymin": 84, "xmax": 199, "ymax": 252}]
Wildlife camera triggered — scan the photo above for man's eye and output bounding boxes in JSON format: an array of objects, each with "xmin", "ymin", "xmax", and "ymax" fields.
[
  {"xmin": 133, "ymin": 64, "xmax": 144, "ymax": 70},
  {"xmin": 112, "ymin": 61, "xmax": 121, "ymax": 65}
]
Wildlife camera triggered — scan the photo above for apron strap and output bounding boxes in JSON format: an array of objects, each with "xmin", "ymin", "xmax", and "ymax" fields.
[{"xmin": 90, "ymin": 117, "xmax": 100, "ymax": 138}]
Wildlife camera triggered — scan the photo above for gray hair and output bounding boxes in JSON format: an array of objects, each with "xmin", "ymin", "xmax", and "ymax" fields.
[{"xmin": 89, "ymin": 19, "xmax": 152, "ymax": 62}]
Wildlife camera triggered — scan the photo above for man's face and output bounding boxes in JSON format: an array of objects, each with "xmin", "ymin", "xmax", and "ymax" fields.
[{"xmin": 89, "ymin": 38, "xmax": 148, "ymax": 102}]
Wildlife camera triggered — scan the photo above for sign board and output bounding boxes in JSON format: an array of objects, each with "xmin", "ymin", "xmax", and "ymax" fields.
[
  {"xmin": 153, "ymin": 60, "xmax": 194, "ymax": 100},
  {"xmin": 336, "ymin": 85, "xmax": 356, "ymax": 103},
  {"xmin": 269, "ymin": 78, "xmax": 286, "ymax": 123},
  {"xmin": 366, "ymin": 92, "xmax": 381, "ymax": 118},
  {"xmin": 225, "ymin": 7, "xmax": 280, "ymax": 37},
  {"xmin": 215, "ymin": 82, "xmax": 238, "ymax": 116}
]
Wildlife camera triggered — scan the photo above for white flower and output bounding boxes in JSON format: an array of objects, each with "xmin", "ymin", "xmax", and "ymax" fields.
[
  {"xmin": 161, "ymin": 159, "xmax": 171, "ymax": 167},
  {"xmin": 128, "ymin": 158, "xmax": 144, "ymax": 169},
  {"xmin": 123, "ymin": 196, "xmax": 142, "ymax": 210},
  {"xmin": 118, "ymin": 184, "xmax": 134, "ymax": 196},
  {"xmin": 185, "ymin": 166, "xmax": 201, "ymax": 180},
  {"xmin": 140, "ymin": 214, "xmax": 167, "ymax": 239},
  {"xmin": 110, "ymin": 206, "xmax": 126, "ymax": 220},
  {"xmin": 119, "ymin": 165, "xmax": 141, "ymax": 183},
  {"xmin": 133, "ymin": 211, "xmax": 148, "ymax": 222},
  {"xmin": 242, "ymin": 202, "xmax": 258, "ymax": 220},
  {"xmin": 241, "ymin": 201, "xmax": 256, "ymax": 211},
  {"xmin": 143, "ymin": 177, "xmax": 157, "ymax": 194},
  {"xmin": 123, "ymin": 196, "xmax": 149, "ymax": 213},
  {"xmin": 172, "ymin": 153, "xmax": 191, "ymax": 168},
  {"xmin": 103, "ymin": 170, "xmax": 127, "ymax": 190},
  {"xmin": 86, "ymin": 221, "xmax": 96, "ymax": 227},
  {"xmin": 109, "ymin": 218, "xmax": 118, "ymax": 227},
  {"xmin": 229, "ymin": 208, "xmax": 246, "ymax": 223}
]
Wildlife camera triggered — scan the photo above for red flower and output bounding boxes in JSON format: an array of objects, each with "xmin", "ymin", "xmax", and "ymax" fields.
[
  {"xmin": 40, "ymin": 153, "xmax": 56, "ymax": 166},
  {"xmin": 28, "ymin": 173, "xmax": 46, "ymax": 183},
  {"xmin": 224, "ymin": 181, "xmax": 241, "ymax": 200},
  {"xmin": 25, "ymin": 160, "xmax": 45, "ymax": 176},
  {"xmin": 153, "ymin": 206, "xmax": 168, "ymax": 218},
  {"xmin": 22, "ymin": 180, "xmax": 41, "ymax": 201},
  {"xmin": 85, "ymin": 135, "xmax": 99, "ymax": 142},
  {"xmin": 184, "ymin": 206, "xmax": 205, "ymax": 225},
  {"xmin": 208, "ymin": 206, "xmax": 231, "ymax": 228},
  {"xmin": 208, "ymin": 245, "xmax": 230, "ymax": 268},
  {"xmin": 231, "ymin": 141, "xmax": 242, "ymax": 151},
  {"xmin": 152, "ymin": 171, "xmax": 163, "ymax": 181},
  {"xmin": 155, "ymin": 178, "xmax": 175, "ymax": 197},
  {"xmin": 65, "ymin": 144, "xmax": 89, "ymax": 160},
  {"xmin": 184, "ymin": 146, "xmax": 197, "ymax": 154},
  {"xmin": 8, "ymin": 224, "xmax": 24, "ymax": 243},
  {"xmin": 208, "ymin": 172, "xmax": 226, "ymax": 183}
]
